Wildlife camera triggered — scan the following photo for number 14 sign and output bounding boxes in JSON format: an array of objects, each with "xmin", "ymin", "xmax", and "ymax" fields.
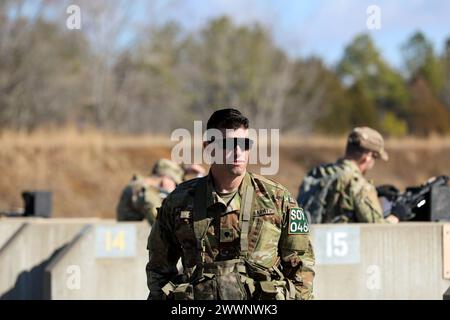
[{"xmin": 95, "ymin": 225, "xmax": 137, "ymax": 258}]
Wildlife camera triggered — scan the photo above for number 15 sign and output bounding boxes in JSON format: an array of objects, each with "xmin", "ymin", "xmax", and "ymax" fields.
[{"xmin": 312, "ymin": 225, "xmax": 361, "ymax": 265}]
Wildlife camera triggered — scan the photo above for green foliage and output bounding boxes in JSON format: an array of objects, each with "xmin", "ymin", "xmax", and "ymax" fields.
[
  {"xmin": 189, "ymin": 17, "xmax": 292, "ymax": 128},
  {"xmin": 311, "ymin": 60, "xmax": 353, "ymax": 134},
  {"xmin": 337, "ymin": 33, "xmax": 409, "ymax": 115},
  {"xmin": 1, "ymin": 4, "xmax": 450, "ymax": 137},
  {"xmin": 402, "ymin": 31, "xmax": 445, "ymax": 94},
  {"xmin": 346, "ymin": 81, "xmax": 379, "ymax": 129},
  {"xmin": 380, "ymin": 112, "xmax": 408, "ymax": 137}
]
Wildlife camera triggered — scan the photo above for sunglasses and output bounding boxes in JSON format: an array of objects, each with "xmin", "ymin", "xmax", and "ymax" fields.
[
  {"xmin": 209, "ymin": 138, "xmax": 253, "ymax": 150},
  {"xmin": 371, "ymin": 152, "xmax": 380, "ymax": 160}
]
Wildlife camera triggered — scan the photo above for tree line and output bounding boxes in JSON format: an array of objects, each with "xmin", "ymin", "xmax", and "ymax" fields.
[{"xmin": 1, "ymin": 1, "xmax": 450, "ymax": 136}]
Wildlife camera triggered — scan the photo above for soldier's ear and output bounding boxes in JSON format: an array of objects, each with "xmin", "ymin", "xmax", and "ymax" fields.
[
  {"xmin": 363, "ymin": 154, "xmax": 370, "ymax": 165},
  {"xmin": 356, "ymin": 153, "xmax": 369, "ymax": 166}
]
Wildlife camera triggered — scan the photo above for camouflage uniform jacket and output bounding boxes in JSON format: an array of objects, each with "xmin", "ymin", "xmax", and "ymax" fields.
[
  {"xmin": 146, "ymin": 171, "xmax": 315, "ymax": 300},
  {"xmin": 306, "ymin": 159, "xmax": 385, "ymax": 223},
  {"xmin": 116, "ymin": 175, "xmax": 164, "ymax": 225}
]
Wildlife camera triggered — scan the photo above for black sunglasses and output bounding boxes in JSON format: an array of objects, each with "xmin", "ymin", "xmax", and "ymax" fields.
[
  {"xmin": 371, "ymin": 152, "xmax": 380, "ymax": 160},
  {"xmin": 209, "ymin": 137, "xmax": 253, "ymax": 150}
]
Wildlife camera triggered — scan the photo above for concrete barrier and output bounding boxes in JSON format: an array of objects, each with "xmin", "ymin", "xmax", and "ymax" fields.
[
  {"xmin": 312, "ymin": 222, "xmax": 450, "ymax": 299},
  {"xmin": 44, "ymin": 221, "xmax": 150, "ymax": 300},
  {"xmin": 1, "ymin": 218, "xmax": 449, "ymax": 300},
  {"xmin": 0, "ymin": 218, "xmax": 100, "ymax": 299},
  {"xmin": 0, "ymin": 219, "xmax": 27, "ymax": 249}
]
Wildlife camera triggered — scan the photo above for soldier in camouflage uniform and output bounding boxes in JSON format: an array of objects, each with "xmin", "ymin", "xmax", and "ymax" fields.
[
  {"xmin": 298, "ymin": 127, "xmax": 399, "ymax": 224},
  {"xmin": 146, "ymin": 109, "xmax": 315, "ymax": 300},
  {"xmin": 117, "ymin": 159, "xmax": 204, "ymax": 225}
]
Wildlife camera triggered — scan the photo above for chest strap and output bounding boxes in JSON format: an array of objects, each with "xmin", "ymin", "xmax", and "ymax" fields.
[
  {"xmin": 193, "ymin": 175, "xmax": 255, "ymax": 260},
  {"xmin": 239, "ymin": 184, "xmax": 254, "ymax": 258},
  {"xmin": 193, "ymin": 177, "xmax": 211, "ymax": 266}
]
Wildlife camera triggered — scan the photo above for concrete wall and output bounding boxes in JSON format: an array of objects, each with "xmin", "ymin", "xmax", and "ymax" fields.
[
  {"xmin": 44, "ymin": 221, "xmax": 150, "ymax": 300},
  {"xmin": 311, "ymin": 223, "xmax": 450, "ymax": 299},
  {"xmin": 0, "ymin": 218, "xmax": 100, "ymax": 299},
  {"xmin": 1, "ymin": 218, "xmax": 449, "ymax": 300},
  {"xmin": 0, "ymin": 219, "xmax": 26, "ymax": 249}
]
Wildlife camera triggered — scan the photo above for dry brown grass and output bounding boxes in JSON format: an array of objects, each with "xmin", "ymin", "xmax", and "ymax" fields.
[{"xmin": 1, "ymin": 128, "xmax": 449, "ymax": 218}]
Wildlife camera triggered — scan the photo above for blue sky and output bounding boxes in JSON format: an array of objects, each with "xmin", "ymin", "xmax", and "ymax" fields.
[
  {"xmin": 135, "ymin": 0, "xmax": 450, "ymax": 70},
  {"xmin": 13, "ymin": 0, "xmax": 450, "ymax": 70}
]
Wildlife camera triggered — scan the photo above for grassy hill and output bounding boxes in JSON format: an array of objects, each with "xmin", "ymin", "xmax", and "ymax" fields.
[{"xmin": 1, "ymin": 128, "xmax": 449, "ymax": 218}]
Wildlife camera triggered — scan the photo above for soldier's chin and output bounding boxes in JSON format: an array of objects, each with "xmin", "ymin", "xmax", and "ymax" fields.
[{"xmin": 227, "ymin": 163, "xmax": 246, "ymax": 176}]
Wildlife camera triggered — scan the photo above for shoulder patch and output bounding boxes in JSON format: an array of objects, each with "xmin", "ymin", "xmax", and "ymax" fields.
[
  {"xmin": 180, "ymin": 210, "xmax": 192, "ymax": 219},
  {"xmin": 288, "ymin": 196, "xmax": 297, "ymax": 204},
  {"xmin": 288, "ymin": 207, "xmax": 310, "ymax": 235}
]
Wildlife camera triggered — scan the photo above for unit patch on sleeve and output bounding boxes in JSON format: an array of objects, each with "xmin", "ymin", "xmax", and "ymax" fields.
[{"xmin": 288, "ymin": 207, "xmax": 309, "ymax": 235}]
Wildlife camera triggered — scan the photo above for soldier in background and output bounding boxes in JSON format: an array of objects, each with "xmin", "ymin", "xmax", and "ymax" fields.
[
  {"xmin": 146, "ymin": 108, "xmax": 315, "ymax": 300},
  {"xmin": 298, "ymin": 127, "xmax": 399, "ymax": 224},
  {"xmin": 116, "ymin": 159, "xmax": 205, "ymax": 225}
]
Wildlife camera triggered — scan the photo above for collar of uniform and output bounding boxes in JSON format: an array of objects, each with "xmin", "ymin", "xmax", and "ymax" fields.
[
  {"xmin": 340, "ymin": 158, "xmax": 361, "ymax": 174},
  {"xmin": 205, "ymin": 172, "xmax": 225, "ymax": 208},
  {"xmin": 205, "ymin": 171, "xmax": 251, "ymax": 209}
]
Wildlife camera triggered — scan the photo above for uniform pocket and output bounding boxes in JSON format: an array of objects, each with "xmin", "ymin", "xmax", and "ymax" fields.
[
  {"xmin": 217, "ymin": 273, "xmax": 247, "ymax": 300},
  {"xmin": 248, "ymin": 217, "xmax": 281, "ymax": 268},
  {"xmin": 193, "ymin": 274, "xmax": 217, "ymax": 300}
]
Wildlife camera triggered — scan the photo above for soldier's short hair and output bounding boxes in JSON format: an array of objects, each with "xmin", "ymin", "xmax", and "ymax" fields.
[
  {"xmin": 345, "ymin": 142, "xmax": 371, "ymax": 160},
  {"xmin": 207, "ymin": 108, "xmax": 249, "ymax": 131}
]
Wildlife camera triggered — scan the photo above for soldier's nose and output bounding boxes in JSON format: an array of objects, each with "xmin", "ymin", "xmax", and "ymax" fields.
[{"xmin": 234, "ymin": 145, "xmax": 244, "ymax": 159}]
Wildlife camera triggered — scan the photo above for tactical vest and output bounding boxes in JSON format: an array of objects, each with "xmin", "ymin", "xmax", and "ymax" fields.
[
  {"xmin": 298, "ymin": 164, "xmax": 347, "ymax": 223},
  {"xmin": 117, "ymin": 175, "xmax": 168, "ymax": 224},
  {"xmin": 298, "ymin": 161, "xmax": 366, "ymax": 223},
  {"xmin": 162, "ymin": 176, "xmax": 296, "ymax": 300}
]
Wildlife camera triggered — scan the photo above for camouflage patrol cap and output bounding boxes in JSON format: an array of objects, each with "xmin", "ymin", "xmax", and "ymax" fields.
[
  {"xmin": 151, "ymin": 159, "xmax": 184, "ymax": 184},
  {"xmin": 348, "ymin": 127, "xmax": 389, "ymax": 161}
]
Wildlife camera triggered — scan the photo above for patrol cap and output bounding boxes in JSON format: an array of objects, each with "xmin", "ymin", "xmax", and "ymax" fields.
[
  {"xmin": 151, "ymin": 159, "xmax": 184, "ymax": 184},
  {"xmin": 347, "ymin": 127, "xmax": 388, "ymax": 161}
]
